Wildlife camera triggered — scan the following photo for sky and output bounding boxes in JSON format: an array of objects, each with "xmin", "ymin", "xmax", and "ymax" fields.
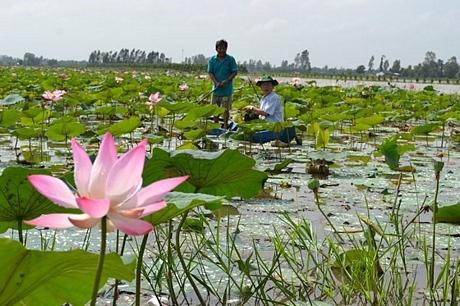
[{"xmin": 1, "ymin": 0, "xmax": 459, "ymax": 69}]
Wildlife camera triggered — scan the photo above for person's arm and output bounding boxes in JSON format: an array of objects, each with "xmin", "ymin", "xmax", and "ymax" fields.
[
  {"xmin": 243, "ymin": 105, "xmax": 269, "ymax": 117},
  {"xmin": 227, "ymin": 71, "xmax": 237, "ymax": 82},
  {"xmin": 207, "ymin": 57, "xmax": 222, "ymax": 88},
  {"xmin": 208, "ymin": 72, "xmax": 221, "ymax": 87},
  {"xmin": 222, "ymin": 56, "xmax": 238, "ymax": 86}
]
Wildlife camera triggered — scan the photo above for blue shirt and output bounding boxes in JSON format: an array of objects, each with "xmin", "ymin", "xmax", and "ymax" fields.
[
  {"xmin": 207, "ymin": 54, "xmax": 238, "ymax": 97},
  {"xmin": 259, "ymin": 92, "xmax": 283, "ymax": 122}
]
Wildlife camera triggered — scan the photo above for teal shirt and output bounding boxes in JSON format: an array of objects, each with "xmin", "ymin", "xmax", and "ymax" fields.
[{"xmin": 207, "ymin": 54, "xmax": 238, "ymax": 96}]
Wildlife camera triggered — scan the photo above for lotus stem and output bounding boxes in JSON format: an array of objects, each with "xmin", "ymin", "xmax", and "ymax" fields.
[{"xmin": 91, "ymin": 216, "xmax": 107, "ymax": 306}]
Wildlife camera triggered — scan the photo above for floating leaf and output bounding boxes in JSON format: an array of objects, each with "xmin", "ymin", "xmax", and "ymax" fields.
[
  {"xmin": 144, "ymin": 192, "xmax": 223, "ymax": 225},
  {"xmin": 0, "ymin": 94, "xmax": 25, "ymax": 105},
  {"xmin": 355, "ymin": 115, "xmax": 385, "ymax": 127},
  {"xmin": 107, "ymin": 116, "xmax": 141, "ymax": 136},
  {"xmin": 435, "ymin": 203, "xmax": 460, "ymax": 223},
  {"xmin": 46, "ymin": 122, "xmax": 86, "ymax": 141},
  {"xmin": 0, "ymin": 109, "xmax": 21, "ymax": 127},
  {"xmin": 410, "ymin": 123, "xmax": 439, "ymax": 135}
]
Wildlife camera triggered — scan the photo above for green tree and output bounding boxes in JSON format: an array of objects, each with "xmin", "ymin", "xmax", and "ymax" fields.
[
  {"xmin": 444, "ymin": 56, "xmax": 459, "ymax": 78},
  {"xmin": 23, "ymin": 53, "xmax": 41, "ymax": 66},
  {"xmin": 368, "ymin": 55, "xmax": 375, "ymax": 72},
  {"xmin": 391, "ymin": 60, "xmax": 401, "ymax": 74},
  {"xmin": 379, "ymin": 55, "xmax": 385, "ymax": 71},
  {"xmin": 383, "ymin": 59, "xmax": 390, "ymax": 72},
  {"xmin": 422, "ymin": 51, "xmax": 441, "ymax": 78},
  {"xmin": 294, "ymin": 49, "xmax": 311, "ymax": 72},
  {"xmin": 356, "ymin": 65, "xmax": 366, "ymax": 74}
]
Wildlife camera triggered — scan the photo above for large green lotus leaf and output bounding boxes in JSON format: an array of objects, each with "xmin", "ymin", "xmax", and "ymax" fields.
[
  {"xmin": 0, "ymin": 94, "xmax": 25, "ymax": 105},
  {"xmin": 0, "ymin": 238, "xmax": 135, "ymax": 306},
  {"xmin": 186, "ymin": 104, "xmax": 223, "ymax": 119},
  {"xmin": 355, "ymin": 115, "xmax": 385, "ymax": 127},
  {"xmin": 183, "ymin": 128, "xmax": 206, "ymax": 140},
  {"xmin": 11, "ymin": 127, "xmax": 42, "ymax": 140},
  {"xmin": 0, "ymin": 108, "xmax": 21, "ymax": 127},
  {"xmin": 144, "ymin": 192, "xmax": 223, "ymax": 225},
  {"xmin": 0, "ymin": 167, "xmax": 79, "ymax": 233},
  {"xmin": 158, "ymin": 100, "xmax": 194, "ymax": 112},
  {"xmin": 266, "ymin": 121, "xmax": 293, "ymax": 133},
  {"xmin": 348, "ymin": 123, "xmax": 372, "ymax": 132},
  {"xmin": 46, "ymin": 122, "xmax": 86, "ymax": 141},
  {"xmin": 320, "ymin": 113, "xmax": 348, "ymax": 123},
  {"xmin": 316, "ymin": 128, "xmax": 329, "ymax": 149},
  {"xmin": 435, "ymin": 203, "xmax": 460, "ymax": 223},
  {"xmin": 107, "ymin": 116, "xmax": 141, "ymax": 137},
  {"xmin": 410, "ymin": 123, "xmax": 439, "ymax": 135},
  {"xmin": 143, "ymin": 148, "xmax": 267, "ymax": 199},
  {"xmin": 379, "ymin": 135, "xmax": 400, "ymax": 170}
]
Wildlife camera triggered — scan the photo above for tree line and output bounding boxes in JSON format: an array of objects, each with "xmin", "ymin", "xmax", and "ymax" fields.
[
  {"xmin": 1, "ymin": 48, "xmax": 458, "ymax": 80},
  {"xmin": 88, "ymin": 48, "xmax": 170, "ymax": 64}
]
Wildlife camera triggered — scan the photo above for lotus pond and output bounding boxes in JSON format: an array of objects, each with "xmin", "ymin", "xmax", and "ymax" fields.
[{"xmin": 2, "ymin": 67, "xmax": 460, "ymax": 305}]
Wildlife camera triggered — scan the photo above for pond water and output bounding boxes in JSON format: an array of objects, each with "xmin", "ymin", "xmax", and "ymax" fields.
[
  {"xmin": 273, "ymin": 76, "xmax": 460, "ymax": 94},
  {"xmin": 2, "ymin": 109, "xmax": 460, "ymax": 304}
]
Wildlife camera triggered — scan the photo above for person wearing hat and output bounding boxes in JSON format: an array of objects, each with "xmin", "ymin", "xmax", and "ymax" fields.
[
  {"xmin": 207, "ymin": 39, "xmax": 238, "ymax": 129},
  {"xmin": 243, "ymin": 75, "xmax": 283, "ymax": 122}
]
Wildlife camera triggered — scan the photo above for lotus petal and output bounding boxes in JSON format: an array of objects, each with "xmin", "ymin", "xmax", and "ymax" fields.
[
  {"xmin": 106, "ymin": 139, "xmax": 147, "ymax": 203},
  {"xmin": 89, "ymin": 133, "xmax": 117, "ymax": 198},
  {"xmin": 25, "ymin": 213, "xmax": 83, "ymax": 228},
  {"xmin": 123, "ymin": 176, "xmax": 188, "ymax": 209},
  {"xmin": 28, "ymin": 175, "xmax": 77, "ymax": 208},
  {"xmin": 76, "ymin": 197, "xmax": 110, "ymax": 218}
]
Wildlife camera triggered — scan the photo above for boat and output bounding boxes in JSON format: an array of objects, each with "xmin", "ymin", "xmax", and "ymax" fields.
[
  {"xmin": 207, "ymin": 120, "xmax": 296, "ymax": 144},
  {"xmin": 207, "ymin": 120, "xmax": 239, "ymax": 136},
  {"xmin": 251, "ymin": 126, "xmax": 296, "ymax": 144}
]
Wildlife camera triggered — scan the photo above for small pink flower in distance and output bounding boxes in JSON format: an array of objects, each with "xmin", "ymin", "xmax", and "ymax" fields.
[
  {"xmin": 409, "ymin": 84, "xmax": 415, "ymax": 90},
  {"xmin": 42, "ymin": 89, "xmax": 67, "ymax": 101},
  {"xmin": 61, "ymin": 73, "xmax": 68, "ymax": 78},
  {"xmin": 42, "ymin": 91, "xmax": 55, "ymax": 100},
  {"xmin": 145, "ymin": 92, "xmax": 162, "ymax": 110},
  {"xmin": 289, "ymin": 78, "xmax": 300, "ymax": 86},
  {"xmin": 25, "ymin": 133, "xmax": 188, "ymax": 236},
  {"xmin": 179, "ymin": 84, "xmax": 189, "ymax": 91},
  {"xmin": 115, "ymin": 77, "xmax": 124, "ymax": 83},
  {"xmin": 144, "ymin": 75, "xmax": 151, "ymax": 81}
]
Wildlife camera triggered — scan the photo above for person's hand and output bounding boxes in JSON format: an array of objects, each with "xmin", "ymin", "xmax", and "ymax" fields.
[{"xmin": 243, "ymin": 105, "xmax": 255, "ymax": 112}]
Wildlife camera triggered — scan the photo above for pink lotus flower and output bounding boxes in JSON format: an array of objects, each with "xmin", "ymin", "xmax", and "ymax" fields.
[
  {"xmin": 42, "ymin": 89, "xmax": 67, "ymax": 101},
  {"xmin": 145, "ymin": 92, "xmax": 162, "ymax": 110},
  {"xmin": 179, "ymin": 84, "xmax": 189, "ymax": 91},
  {"xmin": 289, "ymin": 78, "xmax": 300, "ymax": 86},
  {"xmin": 25, "ymin": 133, "xmax": 188, "ymax": 236},
  {"xmin": 409, "ymin": 84, "xmax": 415, "ymax": 90},
  {"xmin": 115, "ymin": 77, "xmax": 124, "ymax": 83}
]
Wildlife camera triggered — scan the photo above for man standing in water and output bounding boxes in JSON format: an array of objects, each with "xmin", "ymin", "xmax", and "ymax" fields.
[{"xmin": 207, "ymin": 39, "xmax": 238, "ymax": 130}]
